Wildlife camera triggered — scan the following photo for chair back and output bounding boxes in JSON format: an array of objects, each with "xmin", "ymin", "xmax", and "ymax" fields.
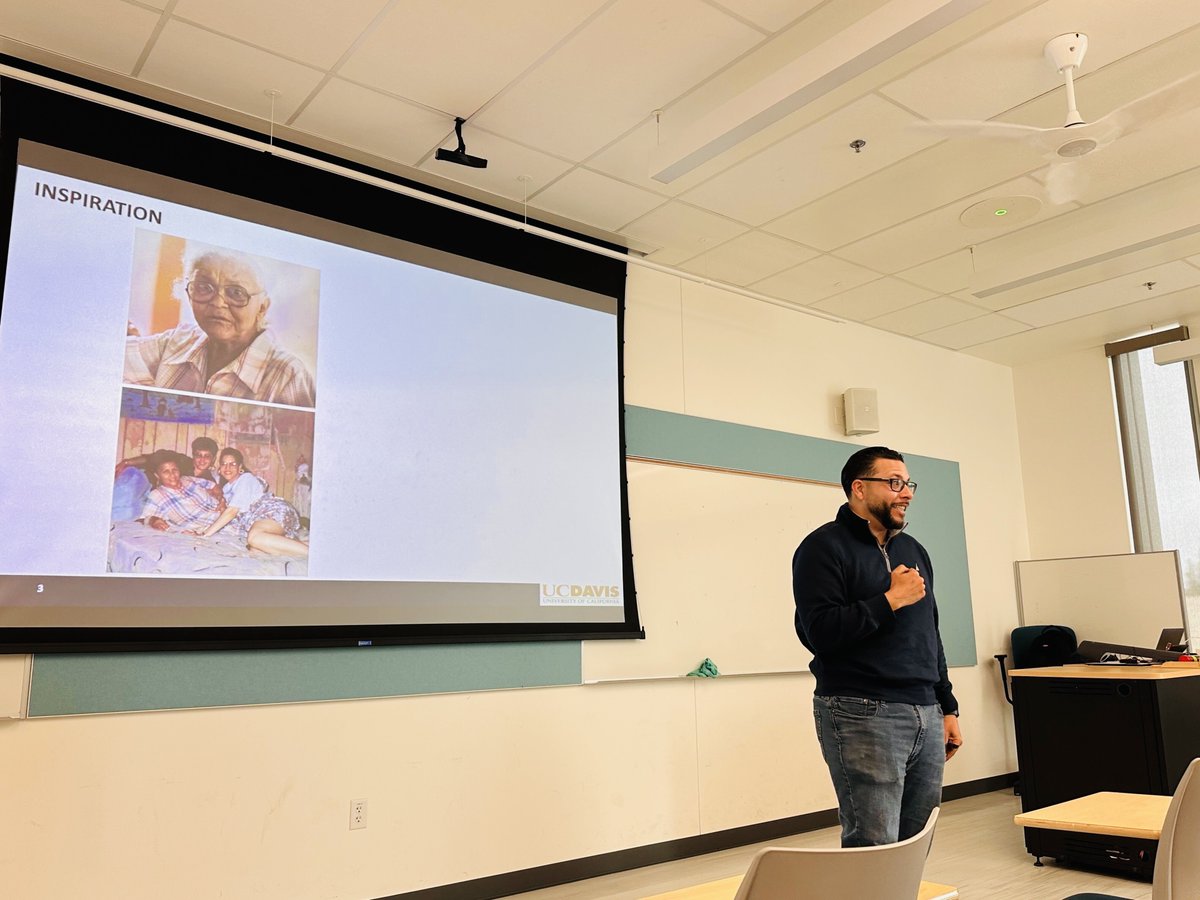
[
  {"xmin": 732, "ymin": 807, "xmax": 938, "ymax": 900},
  {"xmin": 1153, "ymin": 758, "xmax": 1200, "ymax": 900},
  {"xmin": 1010, "ymin": 625, "xmax": 1077, "ymax": 669}
]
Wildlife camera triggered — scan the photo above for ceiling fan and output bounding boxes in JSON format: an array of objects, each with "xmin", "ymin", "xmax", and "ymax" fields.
[{"xmin": 923, "ymin": 33, "xmax": 1200, "ymax": 203}]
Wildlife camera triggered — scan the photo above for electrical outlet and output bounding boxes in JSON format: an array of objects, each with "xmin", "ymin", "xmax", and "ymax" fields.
[{"xmin": 350, "ymin": 798, "xmax": 367, "ymax": 830}]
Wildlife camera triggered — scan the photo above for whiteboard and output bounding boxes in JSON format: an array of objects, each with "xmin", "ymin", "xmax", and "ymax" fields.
[
  {"xmin": 583, "ymin": 460, "xmax": 830, "ymax": 681},
  {"xmin": 1015, "ymin": 550, "xmax": 1185, "ymax": 648}
]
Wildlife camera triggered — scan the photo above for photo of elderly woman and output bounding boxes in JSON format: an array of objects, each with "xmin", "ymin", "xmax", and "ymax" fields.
[
  {"xmin": 123, "ymin": 232, "xmax": 319, "ymax": 408},
  {"xmin": 109, "ymin": 389, "xmax": 314, "ymax": 577}
]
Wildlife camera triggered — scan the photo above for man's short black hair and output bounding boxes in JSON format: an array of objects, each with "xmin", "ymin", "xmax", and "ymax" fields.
[
  {"xmin": 191, "ymin": 436, "xmax": 219, "ymax": 456},
  {"xmin": 840, "ymin": 446, "xmax": 905, "ymax": 497}
]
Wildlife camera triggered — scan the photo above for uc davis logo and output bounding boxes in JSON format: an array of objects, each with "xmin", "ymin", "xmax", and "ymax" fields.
[{"xmin": 540, "ymin": 583, "xmax": 622, "ymax": 605}]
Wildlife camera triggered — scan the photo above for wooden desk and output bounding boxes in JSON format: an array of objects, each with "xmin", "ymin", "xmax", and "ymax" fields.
[
  {"xmin": 1010, "ymin": 664, "xmax": 1200, "ymax": 681},
  {"xmin": 643, "ymin": 875, "xmax": 741, "ymax": 900},
  {"xmin": 1014, "ymin": 792, "xmax": 1171, "ymax": 840},
  {"xmin": 641, "ymin": 876, "xmax": 958, "ymax": 899},
  {"xmin": 1009, "ymin": 666, "xmax": 1200, "ymax": 877}
]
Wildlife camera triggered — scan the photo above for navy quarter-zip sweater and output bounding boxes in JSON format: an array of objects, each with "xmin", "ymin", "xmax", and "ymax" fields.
[{"xmin": 792, "ymin": 503, "xmax": 957, "ymax": 714}]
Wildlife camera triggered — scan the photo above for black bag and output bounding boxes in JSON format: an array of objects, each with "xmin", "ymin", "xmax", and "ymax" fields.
[{"xmin": 1010, "ymin": 624, "xmax": 1078, "ymax": 669}]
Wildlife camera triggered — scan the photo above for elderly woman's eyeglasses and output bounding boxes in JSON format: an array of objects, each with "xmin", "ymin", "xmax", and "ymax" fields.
[
  {"xmin": 186, "ymin": 279, "xmax": 260, "ymax": 308},
  {"xmin": 859, "ymin": 477, "xmax": 918, "ymax": 493}
]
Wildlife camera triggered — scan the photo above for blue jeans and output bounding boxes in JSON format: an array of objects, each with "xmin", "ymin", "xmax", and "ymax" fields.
[{"xmin": 813, "ymin": 694, "xmax": 945, "ymax": 847}]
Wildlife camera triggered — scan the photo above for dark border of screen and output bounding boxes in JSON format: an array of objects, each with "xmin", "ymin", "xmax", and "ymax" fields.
[{"xmin": 0, "ymin": 68, "xmax": 643, "ymax": 652}]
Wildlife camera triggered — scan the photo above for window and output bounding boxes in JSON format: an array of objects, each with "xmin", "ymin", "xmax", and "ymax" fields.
[{"xmin": 1108, "ymin": 327, "xmax": 1200, "ymax": 641}]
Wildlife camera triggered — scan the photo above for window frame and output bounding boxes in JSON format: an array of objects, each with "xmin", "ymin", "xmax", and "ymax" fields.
[{"xmin": 1105, "ymin": 325, "xmax": 1200, "ymax": 551}]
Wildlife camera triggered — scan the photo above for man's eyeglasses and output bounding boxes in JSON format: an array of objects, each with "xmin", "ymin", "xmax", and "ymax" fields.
[
  {"xmin": 186, "ymin": 280, "xmax": 261, "ymax": 308},
  {"xmin": 859, "ymin": 477, "xmax": 918, "ymax": 494}
]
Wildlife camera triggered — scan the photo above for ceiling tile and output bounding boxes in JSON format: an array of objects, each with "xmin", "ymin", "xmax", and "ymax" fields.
[
  {"xmin": 292, "ymin": 78, "xmax": 454, "ymax": 165},
  {"xmin": 140, "ymin": 20, "xmax": 325, "ymax": 121},
  {"xmin": 621, "ymin": 202, "xmax": 747, "ymax": 265},
  {"xmin": 764, "ymin": 134, "xmax": 1044, "ymax": 251},
  {"xmin": 339, "ymin": 0, "xmax": 606, "ymax": 115},
  {"xmin": 0, "ymin": 0, "xmax": 160, "ymax": 74},
  {"xmin": 809, "ymin": 276, "xmax": 935, "ymax": 321},
  {"xmin": 951, "ymin": 289, "xmax": 996, "ymax": 311},
  {"xmin": 173, "ymin": 0, "xmax": 388, "ymax": 70},
  {"xmin": 1003, "ymin": 260, "xmax": 1200, "ymax": 328},
  {"xmin": 966, "ymin": 286, "xmax": 1200, "ymax": 366},
  {"xmin": 835, "ymin": 176, "xmax": 1076, "ymax": 275},
  {"xmin": 613, "ymin": 0, "xmax": 896, "ymax": 190},
  {"xmin": 417, "ymin": 131, "xmax": 576, "ymax": 205},
  {"xmin": 586, "ymin": 119, "xmax": 694, "ymax": 198},
  {"xmin": 868, "ymin": 295, "xmax": 986, "ymax": 335},
  {"xmin": 676, "ymin": 231, "xmax": 819, "ymax": 286},
  {"xmin": 532, "ymin": 169, "xmax": 666, "ymax": 233},
  {"xmin": 896, "ymin": 251, "xmax": 974, "ymax": 295},
  {"xmin": 472, "ymin": 0, "xmax": 763, "ymax": 161},
  {"xmin": 751, "ymin": 253, "xmax": 882, "ymax": 305},
  {"xmin": 879, "ymin": 0, "xmax": 1200, "ymax": 122},
  {"xmin": 964, "ymin": 167, "xmax": 1200, "ymax": 310},
  {"xmin": 681, "ymin": 94, "xmax": 939, "ymax": 226},
  {"xmin": 919, "ymin": 313, "xmax": 1029, "ymax": 350},
  {"xmin": 709, "ymin": 0, "xmax": 824, "ymax": 33}
]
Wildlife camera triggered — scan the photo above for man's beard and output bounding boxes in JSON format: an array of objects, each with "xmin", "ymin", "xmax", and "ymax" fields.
[{"xmin": 867, "ymin": 497, "xmax": 906, "ymax": 531}]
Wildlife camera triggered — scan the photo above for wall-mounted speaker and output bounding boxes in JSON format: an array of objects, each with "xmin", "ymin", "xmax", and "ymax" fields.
[{"xmin": 843, "ymin": 388, "xmax": 879, "ymax": 436}]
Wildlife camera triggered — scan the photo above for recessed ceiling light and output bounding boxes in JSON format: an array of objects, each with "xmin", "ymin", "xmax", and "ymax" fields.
[{"xmin": 960, "ymin": 196, "xmax": 1041, "ymax": 228}]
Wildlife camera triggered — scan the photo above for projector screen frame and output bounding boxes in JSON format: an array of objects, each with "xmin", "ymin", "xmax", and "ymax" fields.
[{"xmin": 0, "ymin": 70, "xmax": 643, "ymax": 654}]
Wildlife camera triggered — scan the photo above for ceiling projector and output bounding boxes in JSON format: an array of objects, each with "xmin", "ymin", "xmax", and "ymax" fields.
[{"xmin": 436, "ymin": 117, "xmax": 488, "ymax": 169}]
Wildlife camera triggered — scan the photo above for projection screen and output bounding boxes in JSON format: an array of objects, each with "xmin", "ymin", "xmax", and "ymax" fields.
[{"xmin": 0, "ymin": 78, "xmax": 641, "ymax": 651}]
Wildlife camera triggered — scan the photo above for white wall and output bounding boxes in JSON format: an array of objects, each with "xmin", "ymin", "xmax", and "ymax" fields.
[
  {"xmin": 0, "ymin": 268, "xmax": 1033, "ymax": 899},
  {"xmin": 1012, "ymin": 347, "xmax": 1132, "ymax": 559}
]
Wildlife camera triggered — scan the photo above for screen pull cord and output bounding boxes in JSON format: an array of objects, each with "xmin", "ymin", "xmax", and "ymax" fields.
[
  {"xmin": 517, "ymin": 174, "xmax": 532, "ymax": 229},
  {"xmin": 264, "ymin": 89, "xmax": 281, "ymax": 152}
]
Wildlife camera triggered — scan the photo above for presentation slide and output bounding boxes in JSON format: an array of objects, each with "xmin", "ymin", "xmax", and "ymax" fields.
[{"xmin": 0, "ymin": 142, "xmax": 630, "ymax": 636}]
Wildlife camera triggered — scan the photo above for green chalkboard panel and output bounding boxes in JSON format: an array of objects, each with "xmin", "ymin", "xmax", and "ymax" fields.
[
  {"xmin": 28, "ymin": 641, "xmax": 581, "ymax": 716},
  {"xmin": 625, "ymin": 406, "xmax": 851, "ymax": 483}
]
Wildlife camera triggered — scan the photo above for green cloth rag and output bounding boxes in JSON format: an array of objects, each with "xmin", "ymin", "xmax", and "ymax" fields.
[{"xmin": 686, "ymin": 658, "xmax": 720, "ymax": 678}]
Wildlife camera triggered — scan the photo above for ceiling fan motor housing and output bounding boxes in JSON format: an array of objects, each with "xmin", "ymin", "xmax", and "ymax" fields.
[
  {"xmin": 1045, "ymin": 32, "xmax": 1088, "ymax": 73},
  {"xmin": 1057, "ymin": 137, "xmax": 1098, "ymax": 157}
]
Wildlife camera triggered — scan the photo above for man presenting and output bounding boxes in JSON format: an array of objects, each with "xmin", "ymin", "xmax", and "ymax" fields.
[{"xmin": 793, "ymin": 446, "xmax": 962, "ymax": 847}]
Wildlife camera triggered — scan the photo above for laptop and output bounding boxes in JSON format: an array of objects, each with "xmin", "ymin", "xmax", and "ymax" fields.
[{"xmin": 1156, "ymin": 627, "xmax": 1186, "ymax": 652}]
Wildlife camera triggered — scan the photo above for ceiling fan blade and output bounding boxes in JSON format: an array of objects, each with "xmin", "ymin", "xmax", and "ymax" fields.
[
  {"xmin": 915, "ymin": 118, "xmax": 1055, "ymax": 142},
  {"xmin": 914, "ymin": 118, "xmax": 1072, "ymax": 157},
  {"xmin": 1042, "ymin": 158, "xmax": 1090, "ymax": 205},
  {"xmin": 1098, "ymin": 70, "xmax": 1200, "ymax": 134}
]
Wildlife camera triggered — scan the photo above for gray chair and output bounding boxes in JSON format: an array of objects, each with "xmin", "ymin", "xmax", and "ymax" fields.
[
  {"xmin": 1065, "ymin": 757, "xmax": 1200, "ymax": 900},
  {"xmin": 732, "ymin": 807, "xmax": 939, "ymax": 900}
]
